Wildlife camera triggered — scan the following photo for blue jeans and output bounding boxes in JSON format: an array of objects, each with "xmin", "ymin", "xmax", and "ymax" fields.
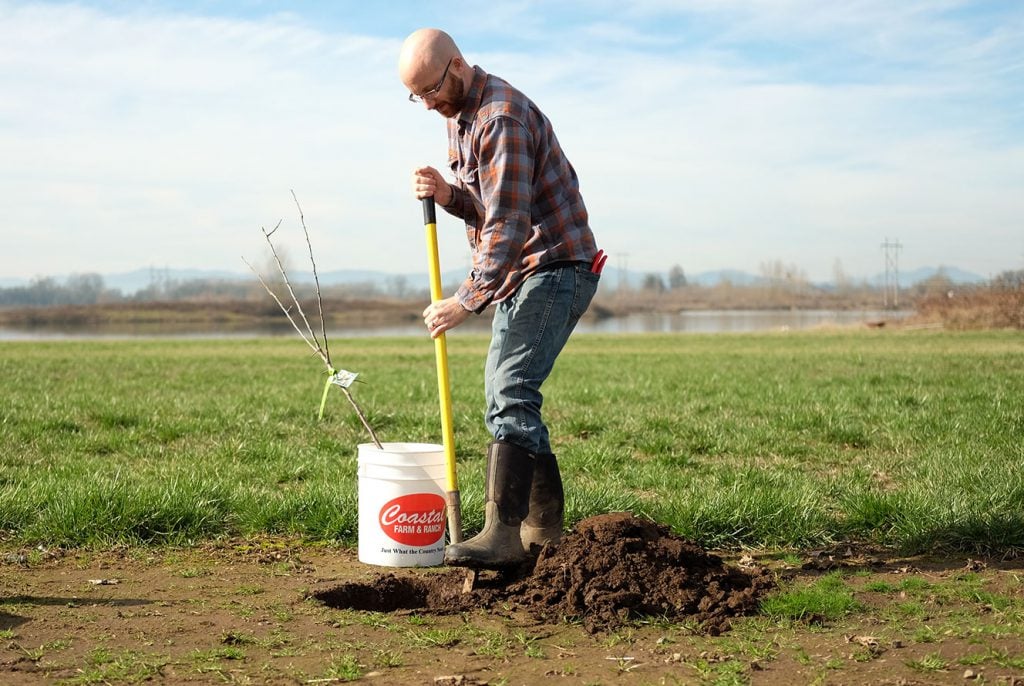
[{"xmin": 485, "ymin": 263, "xmax": 600, "ymax": 455}]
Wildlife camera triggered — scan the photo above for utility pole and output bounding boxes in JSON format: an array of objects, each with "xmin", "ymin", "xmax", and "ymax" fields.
[
  {"xmin": 880, "ymin": 238, "xmax": 902, "ymax": 309},
  {"xmin": 618, "ymin": 252, "xmax": 630, "ymax": 293}
]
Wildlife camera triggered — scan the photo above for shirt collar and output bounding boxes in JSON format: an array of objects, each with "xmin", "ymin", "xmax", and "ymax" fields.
[{"xmin": 456, "ymin": 65, "xmax": 488, "ymax": 132}]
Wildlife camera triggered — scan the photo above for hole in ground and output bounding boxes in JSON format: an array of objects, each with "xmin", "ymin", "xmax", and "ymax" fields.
[
  {"xmin": 313, "ymin": 574, "xmax": 431, "ymax": 612},
  {"xmin": 312, "ymin": 571, "xmax": 489, "ymax": 614}
]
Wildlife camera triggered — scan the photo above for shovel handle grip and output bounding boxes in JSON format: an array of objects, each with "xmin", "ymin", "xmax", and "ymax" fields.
[{"xmin": 422, "ymin": 196, "xmax": 436, "ymax": 225}]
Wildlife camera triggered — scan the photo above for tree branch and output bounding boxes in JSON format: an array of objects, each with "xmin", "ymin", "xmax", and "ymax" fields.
[
  {"xmin": 242, "ymin": 256, "xmax": 327, "ymax": 366},
  {"xmin": 341, "ymin": 386, "xmax": 382, "ymax": 448},
  {"xmin": 292, "ymin": 190, "xmax": 331, "ymax": 367},
  {"xmin": 260, "ymin": 222, "xmax": 323, "ymax": 356}
]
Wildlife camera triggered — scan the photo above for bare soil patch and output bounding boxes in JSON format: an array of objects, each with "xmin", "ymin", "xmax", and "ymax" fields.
[
  {"xmin": 2, "ymin": 525, "xmax": 1023, "ymax": 685},
  {"xmin": 314, "ymin": 513, "xmax": 773, "ymax": 635}
]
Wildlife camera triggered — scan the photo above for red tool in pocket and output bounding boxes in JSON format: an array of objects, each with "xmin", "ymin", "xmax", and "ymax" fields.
[{"xmin": 590, "ymin": 249, "xmax": 608, "ymax": 275}]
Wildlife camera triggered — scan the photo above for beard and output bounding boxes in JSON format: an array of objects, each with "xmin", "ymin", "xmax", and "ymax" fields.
[{"xmin": 435, "ymin": 76, "xmax": 467, "ymax": 119}]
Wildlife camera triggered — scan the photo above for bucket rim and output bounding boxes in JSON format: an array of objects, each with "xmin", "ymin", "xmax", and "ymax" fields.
[{"xmin": 358, "ymin": 442, "xmax": 445, "ymax": 454}]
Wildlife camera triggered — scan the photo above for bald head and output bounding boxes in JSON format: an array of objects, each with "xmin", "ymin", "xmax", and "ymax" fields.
[{"xmin": 398, "ymin": 28, "xmax": 464, "ymax": 95}]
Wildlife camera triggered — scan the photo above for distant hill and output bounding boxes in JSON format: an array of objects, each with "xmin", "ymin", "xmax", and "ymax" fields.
[
  {"xmin": 104, "ymin": 268, "xmax": 242, "ymax": 293},
  {"xmin": 868, "ymin": 265, "xmax": 986, "ymax": 289}
]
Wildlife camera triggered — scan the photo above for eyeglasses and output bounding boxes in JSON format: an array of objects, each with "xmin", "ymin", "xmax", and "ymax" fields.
[{"xmin": 408, "ymin": 58, "xmax": 453, "ymax": 103}]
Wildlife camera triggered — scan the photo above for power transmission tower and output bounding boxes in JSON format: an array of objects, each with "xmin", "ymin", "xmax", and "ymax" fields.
[
  {"xmin": 618, "ymin": 252, "xmax": 630, "ymax": 293},
  {"xmin": 880, "ymin": 238, "xmax": 902, "ymax": 309}
]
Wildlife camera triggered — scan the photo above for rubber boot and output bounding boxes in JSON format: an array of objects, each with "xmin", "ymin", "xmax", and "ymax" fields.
[
  {"xmin": 444, "ymin": 441, "xmax": 535, "ymax": 569},
  {"xmin": 520, "ymin": 452, "xmax": 564, "ymax": 554}
]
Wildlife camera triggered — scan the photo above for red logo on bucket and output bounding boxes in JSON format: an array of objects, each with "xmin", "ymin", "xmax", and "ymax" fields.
[{"xmin": 378, "ymin": 493, "xmax": 447, "ymax": 546}]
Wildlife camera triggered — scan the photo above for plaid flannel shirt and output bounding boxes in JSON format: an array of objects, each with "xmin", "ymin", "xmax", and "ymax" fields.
[{"xmin": 441, "ymin": 66, "xmax": 597, "ymax": 313}]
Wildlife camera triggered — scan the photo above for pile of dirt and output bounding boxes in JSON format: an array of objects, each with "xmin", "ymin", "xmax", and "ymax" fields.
[
  {"xmin": 313, "ymin": 512, "xmax": 773, "ymax": 634},
  {"xmin": 502, "ymin": 512, "xmax": 773, "ymax": 633}
]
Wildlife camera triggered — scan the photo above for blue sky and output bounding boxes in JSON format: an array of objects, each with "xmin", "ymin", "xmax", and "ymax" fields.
[{"xmin": 2, "ymin": 0, "xmax": 1022, "ymax": 284}]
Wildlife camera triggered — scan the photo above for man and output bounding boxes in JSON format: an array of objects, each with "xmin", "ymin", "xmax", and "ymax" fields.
[{"xmin": 399, "ymin": 28, "xmax": 601, "ymax": 568}]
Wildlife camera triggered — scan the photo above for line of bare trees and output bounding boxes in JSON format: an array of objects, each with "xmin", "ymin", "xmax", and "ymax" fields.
[
  {"xmin": 4, "ymin": 268, "xmax": 1022, "ymax": 320},
  {"xmin": 0, "ymin": 273, "xmax": 429, "ymax": 308}
]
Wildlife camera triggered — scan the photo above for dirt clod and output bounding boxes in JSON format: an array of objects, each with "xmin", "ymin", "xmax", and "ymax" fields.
[
  {"xmin": 313, "ymin": 513, "xmax": 773, "ymax": 633},
  {"xmin": 433, "ymin": 676, "xmax": 484, "ymax": 686}
]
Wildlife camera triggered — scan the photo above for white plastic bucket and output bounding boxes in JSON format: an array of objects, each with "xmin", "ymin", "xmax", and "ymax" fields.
[{"xmin": 357, "ymin": 442, "xmax": 448, "ymax": 567}]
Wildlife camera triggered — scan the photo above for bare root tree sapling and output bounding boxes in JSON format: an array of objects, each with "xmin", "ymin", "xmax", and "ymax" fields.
[{"xmin": 244, "ymin": 191, "xmax": 382, "ymax": 449}]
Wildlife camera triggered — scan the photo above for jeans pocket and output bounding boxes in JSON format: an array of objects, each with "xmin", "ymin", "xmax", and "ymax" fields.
[{"xmin": 570, "ymin": 269, "xmax": 600, "ymax": 322}]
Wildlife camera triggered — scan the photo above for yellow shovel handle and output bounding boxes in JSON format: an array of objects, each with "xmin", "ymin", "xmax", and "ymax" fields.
[{"xmin": 423, "ymin": 197, "xmax": 463, "ymax": 543}]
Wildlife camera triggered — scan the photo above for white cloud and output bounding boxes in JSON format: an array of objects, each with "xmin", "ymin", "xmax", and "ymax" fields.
[
  {"xmin": 1, "ymin": 3, "xmax": 446, "ymax": 279},
  {"xmin": 1, "ymin": 1, "xmax": 1021, "ymax": 285}
]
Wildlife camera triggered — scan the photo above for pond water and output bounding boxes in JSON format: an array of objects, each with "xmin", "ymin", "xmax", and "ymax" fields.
[{"xmin": 0, "ymin": 309, "xmax": 911, "ymax": 340}]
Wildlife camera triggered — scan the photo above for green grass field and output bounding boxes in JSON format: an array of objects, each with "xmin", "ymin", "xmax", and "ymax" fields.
[{"xmin": 1, "ymin": 330, "xmax": 1021, "ymax": 553}]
